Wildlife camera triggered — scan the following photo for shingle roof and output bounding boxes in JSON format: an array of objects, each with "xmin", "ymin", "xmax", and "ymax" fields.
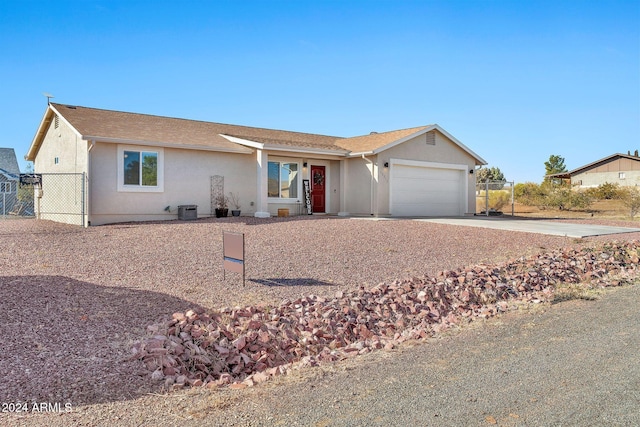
[
  {"xmin": 336, "ymin": 126, "xmax": 431, "ymax": 153},
  {"xmin": 0, "ymin": 148, "xmax": 20, "ymax": 174},
  {"xmin": 26, "ymin": 104, "xmax": 485, "ymax": 164},
  {"xmin": 50, "ymin": 103, "xmax": 344, "ymax": 153}
]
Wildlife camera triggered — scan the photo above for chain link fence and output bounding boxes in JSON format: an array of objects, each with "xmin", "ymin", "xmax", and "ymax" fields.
[
  {"xmin": 1, "ymin": 179, "xmax": 34, "ymax": 218},
  {"xmin": 476, "ymin": 180, "xmax": 515, "ymax": 216},
  {"xmin": 1, "ymin": 173, "xmax": 86, "ymax": 226}
]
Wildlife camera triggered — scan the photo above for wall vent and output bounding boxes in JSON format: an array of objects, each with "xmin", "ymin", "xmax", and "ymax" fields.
[
  {"xmin": 425, "ymin": 131, "xmax": 435, "ymax": 145},
  {"xmin": 54, "ymin": 115, "xmax": 59, "ymax": 129}
]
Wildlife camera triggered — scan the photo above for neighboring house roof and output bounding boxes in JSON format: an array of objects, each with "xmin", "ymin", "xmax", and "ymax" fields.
[
  {"xmin": 26, "ymin": 103, "xmax": 486, "ymax": 165},
  {"xmin": 0, "ymin": 148, "xmax": 20, "ymax": 174},
  {"xmin": 547, "ymin": 153, "xmax": 640, "ymax": 179},
  {"xmin": 0, "ymin": 168, "xmax": 18, "ymax": 180}
]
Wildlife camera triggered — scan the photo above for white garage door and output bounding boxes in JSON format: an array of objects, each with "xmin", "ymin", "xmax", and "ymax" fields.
[{"xmin": 391, "ymin": 164, "xmax": 464, "ymax": 216}]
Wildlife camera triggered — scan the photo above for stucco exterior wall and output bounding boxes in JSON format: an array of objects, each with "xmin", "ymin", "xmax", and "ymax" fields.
[
  {"xmin": 33, "ymin": 115, "xmax": 88, "ymax": 174},
  {"xmin": 88, "ymin": 143, "xmax": 256, "ymax": 225},
  {"xmin": 32, "ymin": 115, "xmax": 88, "ymax": 225},
  {"xmin": 343, "ymin": 156, "xmax": 375, "ymax": 215},
  {"xmin": 572, "ymin": 170, "xmax": 640, "ymax": 188},
  {"xmin": 569, "ymin": 157, "xmax": 640, "ymax": 188}
]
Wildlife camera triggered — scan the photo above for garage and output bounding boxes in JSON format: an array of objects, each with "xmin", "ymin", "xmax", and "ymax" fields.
[{"xmin": 390, "ymin": 161, "xmax": 466, "ymax": 216}]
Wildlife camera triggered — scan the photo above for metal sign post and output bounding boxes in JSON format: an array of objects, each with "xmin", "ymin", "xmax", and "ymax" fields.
[{"xmin": 223, "ymin": 231, "xmax": 245, "ymax": 286}]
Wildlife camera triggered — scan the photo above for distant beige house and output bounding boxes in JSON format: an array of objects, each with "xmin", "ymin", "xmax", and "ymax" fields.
[
  {"xmin": 26, "ymin": 103, "xmax": 486, "ymax": 226},
  {"xmin": 0, "ymin": 147, "xmax": 20, "ymax": 215},
  {"xmin": 548, "ymin": 153, "xmax": 640, "ymax": 189}
]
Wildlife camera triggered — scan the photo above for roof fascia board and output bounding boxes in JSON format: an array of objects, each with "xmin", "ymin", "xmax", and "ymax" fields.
[
  {"xmin": 220, "ymin": 134, "xmax": 264, "ymax": 149},
  {"xmin": 264, "ymin": 145, "xmax": 348, "ymax": 157},
  {"xmin": 561, "ymin": 153, "xmax": 640, "ymax": 176},
  {"xmin": 26, "ymin": 107, "xmax": 53, "ymax": 161},
  {"xmin": 81, "ymin": 135, "xmax": 253, "ymax": 154},
  {"xmin": 346, "ymin": 151, "xmax": 375, "ymax": 158},
  {"xmin": 0, "ymin": 169, "xmax": 18, "ymax": 179},
  {"xmin": 221, "ymin": 134, "xmax": 347, "ymax": 156}
]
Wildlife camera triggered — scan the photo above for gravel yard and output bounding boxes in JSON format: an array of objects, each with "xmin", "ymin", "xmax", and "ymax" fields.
[{"xmin": 1, "ymin": 216, "xmax": 639, "ymax": 424}]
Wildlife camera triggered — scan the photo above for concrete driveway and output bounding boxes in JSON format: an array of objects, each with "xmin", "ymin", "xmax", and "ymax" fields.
[
  {"xmin": 418, "ymin": 217, "xmax": 640, "ymax": 238},
  {"xmin": 353, "ymin": 216, "xmax": 640, "ymax": 238}
]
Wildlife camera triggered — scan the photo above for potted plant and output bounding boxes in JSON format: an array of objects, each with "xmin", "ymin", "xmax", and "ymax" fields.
[
  {"xmin": 228, "ymin": 192, "xmax": 241, "ymax": 216},
  {"xmin": 214, "ymin": 194, "xmax": 229, "ymax": 218}
]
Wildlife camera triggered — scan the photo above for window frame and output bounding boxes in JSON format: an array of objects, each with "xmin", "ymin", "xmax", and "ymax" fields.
[
  {"xmin": 267, "ymin": 157, "xmax": 302, "ymax": 201},
  {"xmin": 0, "ymin": 182, "xmax": 13, "ymax": 193},
  {"xmin": 117, "ymin": 145, "xmax": 164, "ymax": 192}
]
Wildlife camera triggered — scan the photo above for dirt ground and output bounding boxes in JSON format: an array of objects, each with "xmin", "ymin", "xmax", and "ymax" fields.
[{"xmin": 0, "ymin": 213, "xmax": 638, "ymax": 426}]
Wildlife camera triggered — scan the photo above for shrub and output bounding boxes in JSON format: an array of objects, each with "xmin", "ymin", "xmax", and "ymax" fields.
[
  {"xmin": 514, "ymin": 182, "xmax": 547, "ymax": 207},
  {"xmin": 489, "ymin": 191, "xmax": 511, "ymax": 211},
  {"xmin": 621, "ymin": 187, "xmax": 640, "ymax": 218},
  {"xmin": 515, "ymin": 182, "xmax": 593, "ymax": 211},
  {"xmin": 585, "ymin": 182, "xmax": 622, "ymax": 200}
]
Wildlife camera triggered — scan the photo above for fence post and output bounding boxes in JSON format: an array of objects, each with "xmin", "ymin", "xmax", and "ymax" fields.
[
  {"xmin": 82, "ymin": 172, "xmax": 86, "ymax": 227},
  {"xmin": 485, "ymin": 181, "xmax": 489, "ymax": 216}
]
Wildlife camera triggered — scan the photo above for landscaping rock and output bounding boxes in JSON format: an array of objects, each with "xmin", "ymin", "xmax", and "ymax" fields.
[{"xmin": 132, "ymin": 241, "xmax": 639, "ymax": 389}]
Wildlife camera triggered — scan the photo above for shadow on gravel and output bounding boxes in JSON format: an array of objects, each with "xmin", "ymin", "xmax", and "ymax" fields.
[
  {"xmin": 250, "ymin": 278, "xmax": 337, "ymax": 287},
  {"xmin": 0, "ymin": 275, "xmax": 204, "ymax": 406}
]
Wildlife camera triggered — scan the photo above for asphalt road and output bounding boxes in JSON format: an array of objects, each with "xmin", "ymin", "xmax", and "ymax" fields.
[{"xmin": 201, "ymin": 284, "xmax": 640, "ymax": 427}]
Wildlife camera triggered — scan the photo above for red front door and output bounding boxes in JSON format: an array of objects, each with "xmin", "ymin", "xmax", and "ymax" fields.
[{"xmin": 310, "ymin": 165, "xmax": 325, "ymax": 213}]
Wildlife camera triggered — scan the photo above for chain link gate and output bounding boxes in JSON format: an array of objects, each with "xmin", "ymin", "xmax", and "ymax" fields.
[
  {"xmin": 475, "ymin": 180, "xmax": 515, "ymax": 216},
  {"xmin": 1, "ymin": 173, "xmax": 87, "ymax": 226}
]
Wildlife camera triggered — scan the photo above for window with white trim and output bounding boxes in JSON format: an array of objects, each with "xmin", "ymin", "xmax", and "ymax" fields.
[
  {"xmin": 268, "ymin": 160, "xmax": 299, "ymax": 198},
  {"xmin": 619, "ymin": 172, "xmax": 626, "ymax": 180},
  {"xmin": 0, "ymin": 182, "xmax": 13, "ymax": 193},
  {"xmin": 117, "ymin": 145, "xmax": 164, "ymax": 192}
]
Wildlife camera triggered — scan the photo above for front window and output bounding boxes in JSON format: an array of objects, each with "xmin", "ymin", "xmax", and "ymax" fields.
[
  {"xmin": 0, "ymin": 182, "xmax": 12, "ymax": 193},
  {"xmin": 268, "ymin": 161, "xmax": 298, "ymax": 198},
  {"xmin": 117, "ymin": 145, "xmax": 163, "ymax": 192},
  {"xmin": 124, "ymin": 151, "xmax": 158, "ymax": 186}
]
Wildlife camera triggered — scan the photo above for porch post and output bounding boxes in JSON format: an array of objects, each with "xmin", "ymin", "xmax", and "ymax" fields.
[
  {"xmin": 338, "ymin": 159, "xmax": 349, "ymax": 216},
  {"xmin": 254, "ymin": 149, "xmax": 270, "ymax": 218}
]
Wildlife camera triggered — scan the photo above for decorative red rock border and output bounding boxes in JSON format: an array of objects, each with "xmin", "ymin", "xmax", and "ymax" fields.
[{"xmin": 132, "ymin": 241, "xmax": 639, "ymax": 390}]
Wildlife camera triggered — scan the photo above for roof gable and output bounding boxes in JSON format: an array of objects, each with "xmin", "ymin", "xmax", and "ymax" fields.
[
  {"xmin": 336, "ymin": 124, "xmax": 486, "ymax": 164},
  {"xmin": 0, "ymin": 148, "xmax": 20, "ymax": 174},
  {"xmin": 548, "ymin": 153, "xmax": 640, "ymax": 178}
]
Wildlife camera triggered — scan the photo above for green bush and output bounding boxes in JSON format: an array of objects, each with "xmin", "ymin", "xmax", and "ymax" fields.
[
  {"xmin": 514, "ymin": 182, "xmax": 546, "ymax": 207},
  {"xmin": 515, "ymin": 182, "xmax": 593, "ymax": 210},
  {"xmin": 585, "ymin": 182, "xmax": 622, "ymax": 200},
  {"xmin": 489, "ymin": 191, "xmax": 510, "ymax": 211},
  {"xmin": 621, "ymin": 187, "xmax": 640, "ymax": 218}
]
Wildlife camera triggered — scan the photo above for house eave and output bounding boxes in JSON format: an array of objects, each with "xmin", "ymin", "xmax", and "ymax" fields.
[
  {"xmin": 81, "ymin": 135, "xmax": 254, "ymax": 154},
  {"xmin": 346, "ymin": 151, "xmax": 375, "ymax": 158},
  {"xmin": 263, "ymin": 145, "xmax": 349, "ymax": 157},
  {"xmin": 221, "ymin": 134, "xmax": 349, "ymax": 157}
]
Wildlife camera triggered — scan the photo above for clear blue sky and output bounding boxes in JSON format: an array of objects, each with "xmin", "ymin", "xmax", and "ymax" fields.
[{"xmin": 1, "ymin": 0, "xmax": 638, "ymax": 183}]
